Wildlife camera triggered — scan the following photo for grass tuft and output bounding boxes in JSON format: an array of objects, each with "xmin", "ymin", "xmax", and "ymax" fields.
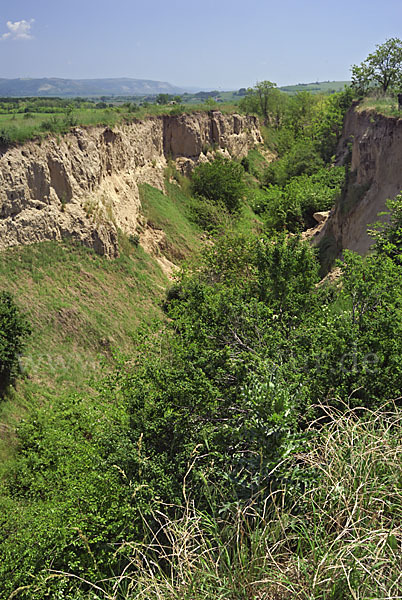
[{"xmin": 92, "ymin": 405, "xmax": 402, "ymax": 600}]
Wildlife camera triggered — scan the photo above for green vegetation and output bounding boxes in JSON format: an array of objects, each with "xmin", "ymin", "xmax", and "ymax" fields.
[
  {"xmin": 2, "ymin": 79, "xmax": 402, "ymax": 599},
  {"xmin": 349, "ymin": 39, "xmax": 402, "ymax": 117},
  {"xmin": 253, "ymin": 166, "xmax": 345, "ymax": 231},
  {"xmin": 369, "ymin": 193, "xmax": 402, "ymax": 263},
  {"xmin": 0, "ymin": 293, "xmax": 31, "ymax": 393},
  {"xmin": 0, "ymin": 239, "xmax": 166, "ymax": 467},
  {"xmin": 107, "ymin": 405, "xmax": 402, "ymax": 599},
  {"xmin": 139, "ymin": 182, "xmax": 202, "ymax": 260},
  {"xmin": 191, "ymin": 156, "xmax": 247, "ymax": 213},
  {"xmin": 351, "ymin": 37, "xmax": 402, "ymax": 94},
  {"xmin": 0, "ymin": 96, "xmax": 237, "ymax": 145},
  {"xmin": 240, "ymin": 80, "xmax": 283, "ymax": 121},
  {"xmin": 0, "ymin": 176, "xmax": 205, "ymax": 469},
  {"xmin": 239, "ymin": 82, "xmax": 353, "ymax": 232},
  {"xmin": 357, "ymin": 93, "xmax": 402, "ymax": 117},
  {"xmin": 2, "ymin": 198, "xmax": 402, "ymax": 597},
  {"xmin": 279, "ymin": 80, "xmax": 350, "ymax": 94}
]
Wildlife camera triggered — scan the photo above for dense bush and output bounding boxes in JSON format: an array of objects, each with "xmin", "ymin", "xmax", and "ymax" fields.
[
  {"xmin": 253, "ymin": 166, "xmax": 345, "ymax": 231},
  {"xmin": 191, "ymin": 156, "xmax": 246, "ymax": 213},
  {"xmin": 0, "ymin": 128, "xmax": 12, "ymax": 146},
  {"xmin": 0, "ymin": 392, "xmax": 147, "ymax": 598},
  {"xmin": 369, "ymin": 193, "xmax": 402, "ymax": 263},
  {"xmin": 2, "ymin": 219, "xmax": 402, "ymax": 596},
  {"xmin": 0, "ymin": 291, "xmax": 30, "ymax": 392},
  {"xmin": 244, "ymin": 88, "xmax": 352, "ymax": 233},
  {"xmin": 264, "ymin": 138, "xmax": 324, "ymax": 186}
]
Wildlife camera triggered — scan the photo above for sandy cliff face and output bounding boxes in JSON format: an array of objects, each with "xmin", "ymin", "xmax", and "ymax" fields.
[
  {"xmin": 316, "ymin": 107, "xmax": 402, "ymax": 258},
  {"xmin": 0, "ymin": 111, "xmax": 262, "ymax": 257}
]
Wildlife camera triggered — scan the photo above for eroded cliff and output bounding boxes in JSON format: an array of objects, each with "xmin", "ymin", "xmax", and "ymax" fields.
[
  {"xmin": 316, "ymin": 106, "xmax": 402, "ymax": 260},
  {"xmin": 0, "ymin": 111, "xmax": 262, "ymax": 257}
]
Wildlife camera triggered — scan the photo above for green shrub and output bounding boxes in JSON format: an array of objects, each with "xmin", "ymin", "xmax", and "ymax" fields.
[
  {"xmin": 369, "ymin": 193, "xmax": 402, "ymax": 264},
  {"xmin": 191, "ymin": 156, "xmax": 246, "ymax": 213},
  {"xmin": 39, "ymin": 116, "xmax": 61, "ymax": 133},
  {"xmin": 0, "ymin": 291, "xmax": 30, "ymax": 392},
  {"xmin": 0, "ymin": 128, "xmax": 11, "ymax": 146},
  {"xmin": 0, "ymin": 392, "xmax": 145, "ymax": 598},
  {"xmin": 254, "ymin": 167, "xmax": 345, "ymax": 232},
  {"xmin": 128, "ymin": 233, "xmax": 140, "ymax": 246},
  {"xmin": 170, "ymin": 104, "xmax": 186, "ymax": 115},
  {"xmin": 186, "ymin": 195, "xmax": 229, "ymax": 231},
  {"xmin": 264, "ymin": 138, "xmax": 324, "ymax": 186}
]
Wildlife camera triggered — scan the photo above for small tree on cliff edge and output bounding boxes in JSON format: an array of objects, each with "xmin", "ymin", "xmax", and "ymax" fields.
[{"xmin": 351, "ymin": 38, "xmax": 402, "ymax": 94}]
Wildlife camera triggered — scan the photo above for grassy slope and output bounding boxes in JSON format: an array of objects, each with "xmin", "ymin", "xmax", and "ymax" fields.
[
  {"xmin": 0, "ymin": 240, "xmax": 166, "ymax": 463},
  {"xmin": 139, "ymin": 181, "xmax": 202, "ymax": 261},
  {"xmin": 0, "ymin": 177, "xmax": 211, "ymax": 466},
  {"xmin": 0, "ymin": 142, "xmax": 265, "ymax": 468}
]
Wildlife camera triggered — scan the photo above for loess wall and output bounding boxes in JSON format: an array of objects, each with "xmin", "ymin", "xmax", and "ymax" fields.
[
  {"xmin": 0, "ymin": 111, "xmax": 262, "ymax": 257},
  {"xmin": 316, "ymin": 106, "xmax": 402, "ymax": 258}
]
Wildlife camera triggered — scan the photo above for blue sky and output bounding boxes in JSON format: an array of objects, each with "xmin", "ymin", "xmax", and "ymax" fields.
[{"xmin": 1, "ymin": 0, "xmax": 402, "ymax": 89}]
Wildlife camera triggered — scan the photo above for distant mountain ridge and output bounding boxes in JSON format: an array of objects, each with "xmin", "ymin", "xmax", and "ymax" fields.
[{"xmin": 0, "ymin": 77, "xmax": 186, "ymax": 97}]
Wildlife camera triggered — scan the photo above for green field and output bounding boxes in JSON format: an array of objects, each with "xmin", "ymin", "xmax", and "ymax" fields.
[
  {"xmin": 0, "ymin": 97, "xmax": 240, "ymax": 145},
  {"xmin": 279, "ymin": 80, "xmax": 350, "ymax": 94}
]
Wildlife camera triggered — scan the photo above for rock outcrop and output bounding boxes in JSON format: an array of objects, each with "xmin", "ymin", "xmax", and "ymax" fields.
[
  {"xmin": 0, "ymin": 111, "xmax": 262, "ymax": 257},
  {"xmin": 316, "ymin": 106, "xmax": 402, "ymax": 259}
]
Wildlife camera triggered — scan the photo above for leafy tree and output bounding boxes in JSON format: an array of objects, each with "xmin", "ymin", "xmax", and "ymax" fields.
[
  {"xmin": 350, "ymin": 64, "xmax": 373, "ymax": 96},
  {"xmin": 312, "ymin": 89, "xmax": 354, "ymax": 161},
  {"xmin": 303, "ymin": 251, "xmax": 402, "ymax": 409},
  {"xmin": 156, "ymin": 93, "xmax": 170, "ymax": 105},
  {"xmin": 240, "ymin": 81, "xmax": 286, "ymax": 125},
  {"xmin": 369, "ymin": 193, "xmax": 402, "ymax": 264},
  {"xmin": 351, "ymin": 38, "xmax": 402, "ymax": 93},
  {"xmin": 0, "ymin": 291, "xmax": 30, "ymax": 392},
  {"xmin": 253, "ymin": 80, "xmax": 278, "ymax": 120},
  {"xmin": 284, "ymin": 91, "xmax": 316, "ymax": 137},
  {"xmin": 203, "ymin": 97, "xmax": 218, "ymax": 108},
  {"xmin": 191, "ymin": 156, "xmax": 246, "ymax": 213}
]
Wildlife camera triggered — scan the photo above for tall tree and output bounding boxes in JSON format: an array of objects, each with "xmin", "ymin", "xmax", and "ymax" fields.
[
  {"xmin": 240, "ymin": 81, "xmax": 285, "ymax": 125},
  {"xmin": 351, "ymin": 38, "xmax": 402, "ymax": 94}
]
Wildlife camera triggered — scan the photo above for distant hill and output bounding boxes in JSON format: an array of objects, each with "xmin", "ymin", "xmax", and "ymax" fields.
[
  {"xmin": 279, "ymin": 81, "xmax": 350, "ymax": 94},
  {"xmin": 0, "ymin": 78, "xmax": 352, "ymax": 99},
  {"xmin": 0, "ymin": 77, "xmax": 186, "ymax": 97}
]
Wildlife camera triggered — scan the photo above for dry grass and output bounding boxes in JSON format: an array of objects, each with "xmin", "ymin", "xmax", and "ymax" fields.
[
  {"xmin": 86, "ymin": 405, "xmax": 402, "ymax": 600},
  {"xmin": 357, "ymin": 94, "xmax": 402, "ymax": 119},
  {"xmin": 7, "ymin": 407, "xmax": 402, "ymax": 599}
]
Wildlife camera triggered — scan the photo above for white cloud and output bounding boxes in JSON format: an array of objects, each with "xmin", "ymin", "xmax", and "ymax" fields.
[{"xmin": 1, "ymin": 19, "xmax": 34, "ymax": 41}]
